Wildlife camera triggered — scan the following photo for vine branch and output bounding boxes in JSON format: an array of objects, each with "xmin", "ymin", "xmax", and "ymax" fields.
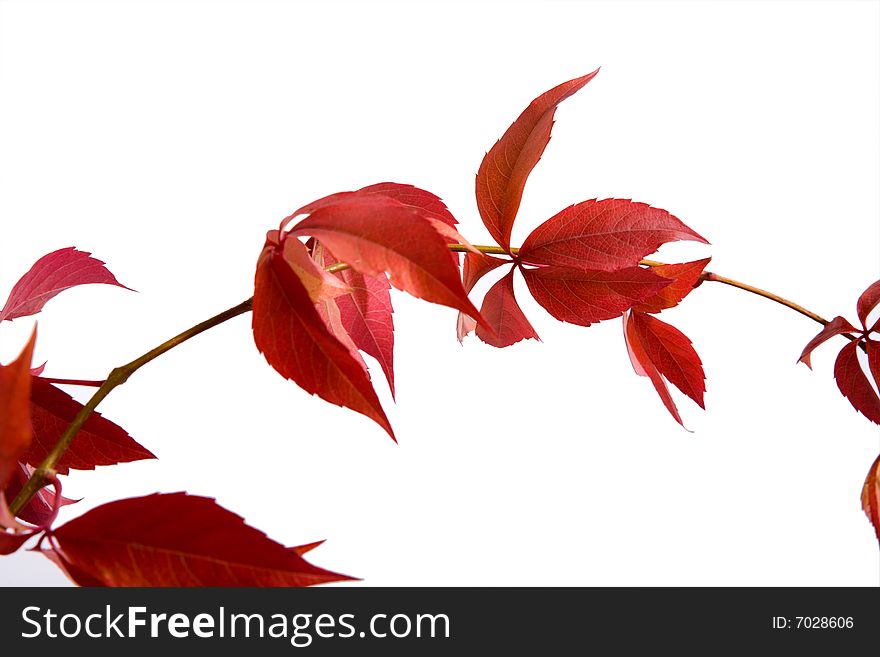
[{"xmin": 8, "ymin": 243, "xmax": 839, "ymax": 516}]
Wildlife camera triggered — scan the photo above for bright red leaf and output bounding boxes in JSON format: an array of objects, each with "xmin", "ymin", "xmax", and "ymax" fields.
[
  {"xmin": 290, "ymin": 539, "xmax": 325, "ymax": 556},
  {"xmin": 48, "ymin": 492, "xmax": 354, "ymax": 586},
  {"xmin": 522, "ymin": 265, "xmax": 669, "ymax": 327},
  {"xmin": 833, "ymin": 340, "xmax": 880, "ymax": 425},
  {"xmin": 270, "ymin": 231, "xmax": 350, "ymax": 304},
  {"xmin": 24, "ymin": 376, "xmax": 155, "ymax": 474},
  {"xmin": 284, "ymin": 183, "xmax": 458, "ymax": 231},
  {"xmin": 0, "ymin": 248, "xmax": 130, "ymax": 323},
  {"xmin": 476, "ymin": 269, "xmax": 540, "ymax": 348},
  {"xmin": 519, "ymin": 199, "xmax": 707, "ymax": 272},
  {"xmin": 0, "ymin": 530, "xmax": 32, "ymax": 556},
  {"xmin": 634, "ymin": 258, "xmax": 712, "ymax": 314},
  {"xmin": 475, "ymin": 70, "xmax": 599, "ymax": 251},
  {"xmin": 862, "ymin": 454, "xmax": 880, "ymax": 543},
  {"xmin": 40, "ymin": 548, "xmax": 106, "ymax": 586},
  {"xmin": 0, "ymin": 330, "xmax": 36, "ymax": 490},
  {"xmin": 856, "ymin": 280, "xmax": 880, "ymax": 329},
  {"xmin": 287, "ymin": 195, "xmax": 487, "ymax": 328},
  {"xmin": 252, "ymin": 238, "xmax": 394, "ymax": 439},
  {"xmin": 314, "ymin": 243, "xmax": 396, "ymax": 398},
  {"xmin": 457, "ymin": 252, "xmax": 509, "ymax": 341},
  {"xmin": 624, "ymin": 311, "xmax": 705, "ymax": 426},
  {"xmin": 798, "ymin": 316, "xmax": 859, "ymax": 369}
]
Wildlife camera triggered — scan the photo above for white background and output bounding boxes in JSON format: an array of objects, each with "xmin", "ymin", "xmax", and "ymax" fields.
[{"xmin": 1, "ymin": 0, "xmax": 878, "ymax": 586}]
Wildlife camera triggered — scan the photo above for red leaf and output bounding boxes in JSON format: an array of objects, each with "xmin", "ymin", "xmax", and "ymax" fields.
[
  {"xmin": 522, "ymin": 265, "xmax": 669, "ymax": 327},
  {"xmin": 357, "ymin": 182, "xmax": 458, "ymax": 227},
  {"xmin": 624, "ymin": 312, "xmax": 683, "ymax": 426},
  {"xmin": 0, "ymin": 330, "xmax": 36, "ymax": 490},
  {"xmin": 49, "ymin": 492, "xmax": 355, "ymax": 586},
  {"xmin": 0, "ymin": 529, "xmax": 32, "ymax": 555},
  {"xmin": 798, "ymin": 316, "xmax": 859, "ymax": 369},
  {"xmin": 634, "ymin": 258, "xmax": 712, "ymax": 314},
  {"xmin": 857, "ymin": 280, "xmax": 880, "ymax": 329},
  {"xmin": 3, "ymin": 462, "xmax": 78, "ymax": 527},
  {"xmin": 867, "ymin": 340, "xmax": 880, "ymax": 393},
  {"xmin": 288, "ymin": 195, "xmax": 487, "ymax": 328},
  {"xmin": 519, "ymin": 199, "xmax": 708, "ymax": 272},
  {"xmin": 862, "ymin": 454, "xmax": 880, "ymax": 544},
  {"xmin": 476, "ymin": 70, "xmax": 599, "ymax": 251},
  {"xmin": 285, "ymin": 183, "xmax": 459, "ymax": 231},
  {"xmin": 0, "ymin": 248, "xmax": 130, "ymax": 322},
  {"xmin": 252, "ymin": 239, "xmax": 394, "ymax": 440},
  {"xmin": 457, "ymin": 252, "xmax": 508, "ymax": 341},
  {"xmin": 269, "ymin": 231, "xmax": 350, "ymax": 303},
  {"xmin": 834, "ymin": 340, "xmax": 880, "ymax": 425},
  {"xmin": 476, "ymin": 269, "xmax": 539, "ymax": 348},
  {"xmin": 40, "ymin": 548, "xmax": 106, "ymax": 586},
  {"xmin": 314, "ymin": 243, "xmax": 396, "ymax": 398},
  {"xmin": 798, "ymin": 315, "xmax": 856, "ymax": 369},
  {"xmin": 624, "ymin": 311, "xmax": 706, "ymax": 426},
  {"xmin": 24, "ymin": 376, "xmax": 155, "ymax": 474}
]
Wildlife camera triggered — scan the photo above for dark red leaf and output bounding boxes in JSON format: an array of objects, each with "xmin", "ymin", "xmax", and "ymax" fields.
[
  {"xmin": 49, "ymin": 492, "xmax": 355, "ymax": 586},
  {"xmin": 634, "ymin": 258, "xmax": 712, "ymax": 314},
  {"xmin": 624, "ymin": 311, "xmax": 683, "ymax": 426},
  {"xmin": 476, "ymin": 71, "xmax": 599, "ymax": 251},
  {"xmin": 798, "ymin": 316, "xmax": 859, "ymax": 369},
  {"xmin": 624, "ymin": 311, "xmax": 705, "ymax": 426},
  {"xmin": 24, "ymin": 376, "xmax": 155, "ymax": 474},
  {"xmin": 40, "ymin": 548, "xmax": 106, "ymax": 586},
  {"xmin": 314, "ymin": 243, "xmax": 396, "ymax": 398},
  {"xmin": 476, "ymin": 269, "xmax": 539, "ymax": 348},
  {"xmin": 0, "ymin": 330, "xmax": 36, "ymax": 490},
  {"xmin": 857, "ymin": 280, "xmax": 880, "ymax": 329},
  {"xmin": 522, "ymin": 265, "xmax": 669, "ymax": 327},
  {"xmin": 3, "ymin": 462, "xmax": 77, "ymax": 527},
  {"xmin": 252, "ymin": 238, "xmax": 394, "ymax": 440},
  {"xmin": 862, "ymin": 454, "xmax": 880, "ymax": 544},
  {"xmin": 288, "ymin": 195, "xmax": 487, "ymax": 328},
  {"xmin": 519, "ymin": 199, "xmax": 707, "ymax": 272},
  {"xmin": 0, "ymin": 248, "xmax": 130, "ymax": 323},
  {"xmin": 834, "ymin": 340, "xmax": 880, "ymax": 425},
  {"xmin": 867, "ymin": 340, "xmax": 880, "ymax": 393},
  {"xmin": 457, "ymin": 252, "xmax": 509, "ymax": 341},
  {"xmin": 0, "ymin": 529, "xmax": 32, "ymax": 555}
]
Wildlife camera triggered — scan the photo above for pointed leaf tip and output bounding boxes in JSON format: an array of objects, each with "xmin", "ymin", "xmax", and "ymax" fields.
[
  {"xmin": 0, "ymin": 248, "xmax": 130, "ymax": 323},
  {"xmin": 476, "ymin": 71, "xmax": 600, "ymax": 251}
]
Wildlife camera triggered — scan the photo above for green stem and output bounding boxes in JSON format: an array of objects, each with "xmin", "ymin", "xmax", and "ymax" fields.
[{"xmin": 8, "ymin": 243, "xmax": 838, "ymax": 517}]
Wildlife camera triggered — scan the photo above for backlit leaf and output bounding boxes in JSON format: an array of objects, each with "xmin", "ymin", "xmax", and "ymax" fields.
[
  {"xmin": 798, "ymin": 316, "xmax": 858, "ymax": 369},
  {"xmin": 522, "ymin": 265, "xmax": 669, "ymax": 327},
  {"xmin": 476, "ymin": 269, "xmax": 539, "ymax": 348},
  {"xmin": 288, "ymin": 195, "xmax": 487, "ymax": 328},
  {"xmin": 634, "ymin": 258, "xmax": 711, "ymax": 314},
  {"xmin": 25, "ymin": 376, "xmax": 155, "ymax": 474},
  {"xmin": 519, "ymin": 199, "xmax": 707, "ymax": 272},
  {"xmin": 476, "ymin": 71, "xmax": 599, "ymax": 251},
  {"xmin": 252, "ymin": 238, "xmax": 394, "ymax": 439},
  {"xmin": 49, "ymin": 493, "xmax": 354, "ymax": 586},
  {"xmin": 0, "ymin": 248, "xmax": 130, "ymax": 322}
]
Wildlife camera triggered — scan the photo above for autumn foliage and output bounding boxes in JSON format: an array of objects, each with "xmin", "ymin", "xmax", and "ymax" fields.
[{"xmin": 1, "ymin": 72, "xmax": 878, "ymax": 586}]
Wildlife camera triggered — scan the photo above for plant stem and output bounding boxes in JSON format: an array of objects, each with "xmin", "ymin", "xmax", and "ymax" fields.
[
  {"xmin": 8, "ymin": 298, "xmax": 254, "ymax": 516},
  {"xmin": 36, "ymin": 377, "xmax": 106, "ymax": 388},
  {"xmin": 8, "ymin": 243, "xmax": 838, "ymax": 517}
]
